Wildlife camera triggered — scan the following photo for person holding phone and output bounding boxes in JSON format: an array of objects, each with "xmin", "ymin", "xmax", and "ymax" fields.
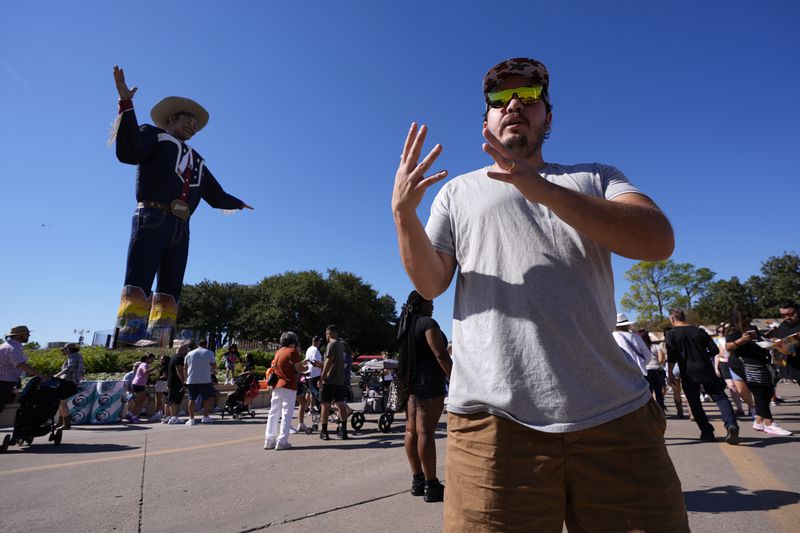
[{"xmin": 726, "ymin": 307, "xmax": 792, "ymax": 436}]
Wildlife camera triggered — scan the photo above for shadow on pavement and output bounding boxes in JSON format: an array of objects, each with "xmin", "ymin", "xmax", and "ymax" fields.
[
  {"xmin": 4, "ymin": 442, "xmax": 139, "ymax": 454},
  {"xmin": 665, "ymin": 435, "xmax": 796, "ymax": 447},
  {"xmin": 684, "ymin": 485, "xmax": 800, "ymax": 512}
]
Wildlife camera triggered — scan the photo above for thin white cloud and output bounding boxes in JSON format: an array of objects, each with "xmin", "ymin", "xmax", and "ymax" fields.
[{"xmin": 0, "ymin": 56, "xmax": 30, "ymax": 88}]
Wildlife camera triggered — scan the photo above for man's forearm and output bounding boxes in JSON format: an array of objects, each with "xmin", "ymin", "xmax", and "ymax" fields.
[
  {"xmin": 394, "ymin": 211, "xmax": 455, "ymax": 299},
  {"xmin": 17, "ymin": 362, "xmax": 44, "ymax": 378},
  {"xmin": 530, "ymin": 184, "xmax": 674, "ymax": 261}
]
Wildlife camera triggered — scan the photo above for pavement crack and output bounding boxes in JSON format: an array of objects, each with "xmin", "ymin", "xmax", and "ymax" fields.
[
  {"xmin": 238, "ymin": 489, "xmax": 408, "ymax": 531},
  {"xmin": 137, "ymin": 434, "xmax": 148, "ymax": 533}
]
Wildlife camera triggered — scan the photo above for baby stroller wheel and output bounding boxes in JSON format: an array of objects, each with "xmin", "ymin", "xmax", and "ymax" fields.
[
  {"xmin": 249, "ymin": 411, "xmax": 256, "ymax": 418},
  {"xmin": 378, "ymin": 413, "xmax": 392, "ymax": 433},
  {"xmin": 311, "ymin": 424, "xmax": 318, "ymax": 433},
  {"xmin": 232, "ymin": 413, "xmax": 238, "ymax": 420},
  {"xmin": 53, "ymin": 429, "xmax": 63, "ymax": 446},
  {"xmin": 305, "ymin": 426, "xmax": 314, "ymax": 435},
  {"xmin": 1, "ymin": 434, "xmax": 10, "ymax": 453},
  {"xmin": 350, "ymin": 412, "xmax": 365, "ymax": 431}
]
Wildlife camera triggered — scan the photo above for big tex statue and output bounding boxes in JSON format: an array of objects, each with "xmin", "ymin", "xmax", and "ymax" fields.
[{"xmin": 111, "ymin": 66, "xmax": 253, "ymax": 345}]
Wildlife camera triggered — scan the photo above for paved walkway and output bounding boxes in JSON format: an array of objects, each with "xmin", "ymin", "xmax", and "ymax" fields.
[{"xmin": 1, "ymin": 384, "xmax": 799, "ymax": 532}]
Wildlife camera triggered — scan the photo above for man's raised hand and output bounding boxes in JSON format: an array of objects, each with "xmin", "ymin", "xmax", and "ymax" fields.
[
  {"xmin": 392, "ymin": 123, "xmax": 447, "ymax": 216},
  {"xmin": 113, "ymin": 65, "xmax": 138, "ymax": 101}
]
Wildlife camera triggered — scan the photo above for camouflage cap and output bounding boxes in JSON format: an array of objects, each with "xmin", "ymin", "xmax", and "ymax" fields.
[{"xmin": 483, "ymin": 57, "xmax": 551, "ymax": 107}]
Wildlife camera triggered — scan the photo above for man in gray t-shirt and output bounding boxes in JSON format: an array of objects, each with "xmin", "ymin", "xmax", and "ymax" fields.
[
  {"xmin": 391, "ymin": 57, "xmax": 687, "ymax": 531},
  {"xmin": 184, "ymin": 339, "xmax": 217, "ymax": 425}
]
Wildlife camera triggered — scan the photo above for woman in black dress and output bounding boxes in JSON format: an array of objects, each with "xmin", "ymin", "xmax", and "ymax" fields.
[{"xmin": 396, "ymin": 290, "xmax": 452, "ymax": 502}]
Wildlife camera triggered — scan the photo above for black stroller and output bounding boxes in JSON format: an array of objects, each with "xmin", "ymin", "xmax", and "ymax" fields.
[
  {"xmin": 1, "ymin": 377, "xmax": 76, "ymax": 453},
  {"xmin": 219, "ymin": 372, "xmax": 258, "ymax": 419},
  {"xmin": 350, "ymin": 358, "xmax": 398, "ymax": 433}
]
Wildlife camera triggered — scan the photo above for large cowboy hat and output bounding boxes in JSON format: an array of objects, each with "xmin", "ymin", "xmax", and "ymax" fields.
[
  {"xmin": 150, "ymin": 96, "xmax": 209, "ymax": 132},
  {"xmin": 5, "ymin": 325, "xmax": 31, "ymax": 337},
  {"xmin": 615, "ymin": 313, "xmax": 636, "ymax": 327}
]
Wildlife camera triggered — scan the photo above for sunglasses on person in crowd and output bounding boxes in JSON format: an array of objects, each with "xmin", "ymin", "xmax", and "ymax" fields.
[{"xmin": 486, "ymin": 85, "xmax": 543, "ymax": 108}]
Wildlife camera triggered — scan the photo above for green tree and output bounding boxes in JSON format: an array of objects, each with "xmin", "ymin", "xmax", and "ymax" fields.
[
  {"xmin": 695, "ymin": 277, "xmax": 759, "ymax": 324},
  {"xmin": 754, "ymin": 252, "xmax": 800, "ymax": 314},
  {"xmin": 235, "ymin": 269, "xmax": 398, "ymax": 352},
  {"xmin": 668, "ymin": 263, "xmax": 715, "ymax": 309},
  {"xmin": 621, "ymin": 260, "xmax": 680, "ymax": 321},
  {"xmin": 177, "ymin": 280, "xmax": 249, "ymax": 346}
]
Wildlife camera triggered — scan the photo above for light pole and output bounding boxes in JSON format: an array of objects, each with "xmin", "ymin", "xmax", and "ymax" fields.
[{"xmin": 74, "ymin": 329, "xmax": 90, "ymax": 346}]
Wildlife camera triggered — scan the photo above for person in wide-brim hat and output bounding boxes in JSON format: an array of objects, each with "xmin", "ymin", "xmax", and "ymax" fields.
[
  {"xmin": 110, "ymin": 65, "xmax": 253, "ymax": 348},
  {"xmin": 615, "ymin": 313, "xmax": 636, "ymax": 327},
  {"xmin": 5, "ymin": 325, "xmax": 31, "ymax": 338},
  {"xmin": 150, "ymin": 96, "xmax": 209, "ymax": 133}
]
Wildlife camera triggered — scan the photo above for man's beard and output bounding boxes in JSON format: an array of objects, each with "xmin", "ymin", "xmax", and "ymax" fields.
[{"xmin": 502, "ymin": 121, "xmax": 547, "ymax": 158}]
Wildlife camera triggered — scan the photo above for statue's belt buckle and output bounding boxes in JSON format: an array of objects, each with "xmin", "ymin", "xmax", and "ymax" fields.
[{"xmin": 170, "ymin": 199, "xmax": 190, "ymax": 220}]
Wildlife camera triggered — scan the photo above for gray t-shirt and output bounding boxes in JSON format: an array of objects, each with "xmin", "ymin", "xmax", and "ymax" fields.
[
  {"xmin": 185, "ymin": 347, "xmax": 215, "ymax": 384},
  {"xmin": 425, "ymin": 163, "xmax": 651, "ymax": 432},
  {"xmin": 323, "ymin": 339, "xmax": 345, "ymax": 386}
]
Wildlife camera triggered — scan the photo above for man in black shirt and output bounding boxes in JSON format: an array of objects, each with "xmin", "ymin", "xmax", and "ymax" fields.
[
  {"xmin": 769, "ymin": 301, "xmax": 800, "ymax": 384},
  {"xmin": 165, "ymin": 344, "xmax": 188, "ymax": 424},
  {"xmin": 665, "ymin": 309, "xmax": 739, "ymax": 444},
  {"xmin": 111, "ymin": 66, "xmax": 254, "ymax": 346}
]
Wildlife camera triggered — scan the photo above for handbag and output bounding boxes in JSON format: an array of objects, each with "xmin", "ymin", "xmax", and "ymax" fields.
[{"xmin": 266, "ymin": 360, "xmax": 279, "ymax": 387}]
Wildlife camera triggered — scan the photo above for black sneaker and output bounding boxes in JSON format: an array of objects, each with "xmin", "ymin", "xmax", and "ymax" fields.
[
  {"xmin": 319, "ymin": 431, "xmax": 330, "ymax": 441},
  {"xmin": 700, "ymin": 432, "xmax": 716, "ymax": 443},
  {"xmin": 424, "ymin": 480, "xmax": 444, "ymax": 503},
  {"xmin": 411, "ymin": 474, "xmax": 425, "ymax": 496},
  {"xmin": 725, "ymin": 425, "xmax": 740, "ymax": 445}
]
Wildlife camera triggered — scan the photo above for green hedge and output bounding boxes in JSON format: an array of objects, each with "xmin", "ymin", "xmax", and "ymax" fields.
[{"xmin": 25, "ymin": 346, "xmax": 276, "ymax": 376}]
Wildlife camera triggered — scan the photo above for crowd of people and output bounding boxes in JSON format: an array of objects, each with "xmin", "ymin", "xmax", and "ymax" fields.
[{"xmin": 2, "ymin": 54, "xmax": 799, "ymax": 529}]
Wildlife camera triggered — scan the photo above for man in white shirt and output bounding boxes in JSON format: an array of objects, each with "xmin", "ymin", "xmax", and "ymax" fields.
[
  {"xmin": 612, "ymin": 313, "xmax": 650, "ymax": 377},
  {"xmin": 184, "ymin": 339, "xmax": 217, "ymax": 425},
  {"xmin": 298, "ymin": 336, "xmax": 324, "ymax": 427}
]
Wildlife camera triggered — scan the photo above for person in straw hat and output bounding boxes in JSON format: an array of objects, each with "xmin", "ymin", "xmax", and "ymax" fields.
[
  {"xmin": 110, "ymin": 66, "xmax": 254, "ymax": 346},
  {"xmin": 0, "ymin": 326, "xmax": 50, "ymax": 412}
]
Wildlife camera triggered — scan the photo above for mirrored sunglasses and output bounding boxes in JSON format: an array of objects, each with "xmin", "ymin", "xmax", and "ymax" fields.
[{"xmin": 486, "ymin": 85, "xmax": 543, "ymax": 108}]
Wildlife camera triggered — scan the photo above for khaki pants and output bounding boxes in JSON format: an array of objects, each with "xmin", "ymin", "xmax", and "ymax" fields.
[{"xmin": 444, "ymin": 400, "xmax": 689, "ymax": 533}]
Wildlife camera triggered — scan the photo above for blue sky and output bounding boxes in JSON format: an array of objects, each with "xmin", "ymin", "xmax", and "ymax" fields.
[{"xmin": 1, "ymin": 1, "xmax": 798, "ymax": 345}]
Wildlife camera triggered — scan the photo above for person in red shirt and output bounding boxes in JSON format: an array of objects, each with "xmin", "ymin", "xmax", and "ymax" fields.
[{"xmin": 264, "ymin": 332, "xmax": 308, "ymax": 450}]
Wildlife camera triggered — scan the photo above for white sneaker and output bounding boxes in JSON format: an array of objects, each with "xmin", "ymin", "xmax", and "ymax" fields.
[
  {"xmin": 275, "ymin": 441, "xmax": 292, "ymax": 450},
  {"xmin": 770, "ymin": 401, "xmax": 777, "ymax": 407},
  {"xmin": 264, "ymin": 438, "xmax": 276, "ymax": 450},
  {"xmin": 764, "ymin": 423, "xmax": 792, "ymax": 436},
  {"xmin": 290, "ymin": 423, "xmax": 307, "ymax": 434},
  {"xmin": 161, "ymin": 416, "xmax": 171, "ymax": 424},
  {"xmin": 201, "ymin": 416, "xmax": 213, "ymax": 424},
  {"xmin": 753, "ymin": 421, "xmax": 765, "ymax": 431},
  {"xmin": 168, "ymin": 417, "xmax": 183, "ymax": 425},
  {"xmin": 185, "ymin": 419, "xmax": 197, "ymax": 426}
]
